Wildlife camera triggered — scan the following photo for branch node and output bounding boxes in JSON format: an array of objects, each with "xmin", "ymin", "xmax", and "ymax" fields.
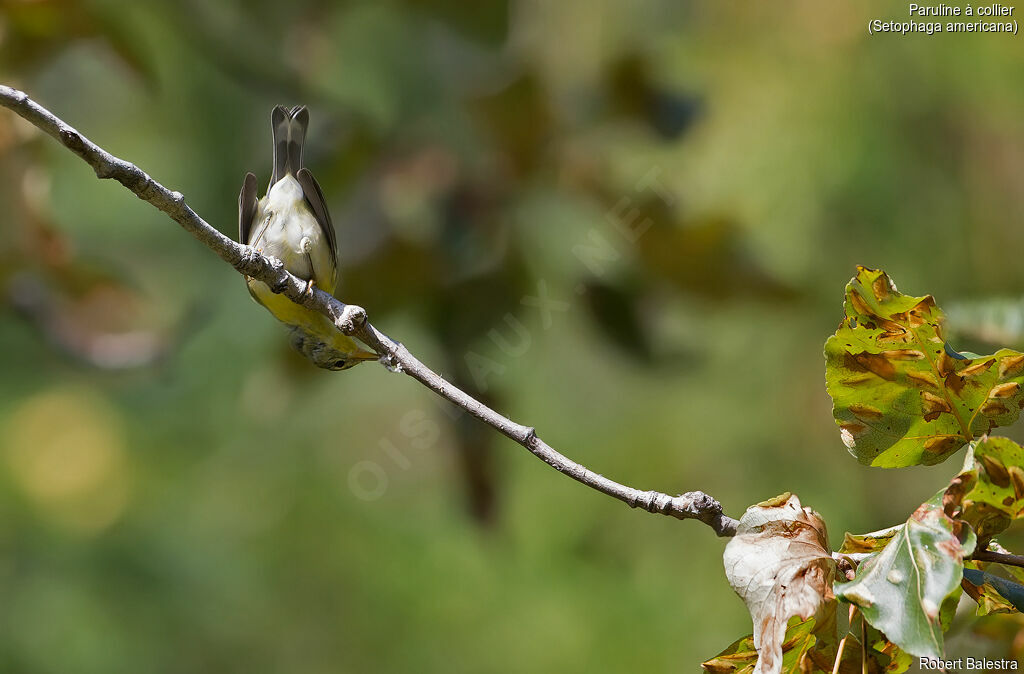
[
  {"xmin": 522, "ymin": 427, "xmax": 537, "ymax": 444},
  {"xmin": 335, "ymin": 304, "xmax": 367, "ymax": 335},
  {"xmin": 58, "ymin": 127, "xmax": 88, "ymax": 159},
  {"xmin": 378, "ymin": 352, "xmax": 403, "ymax": 373},
  {"xmin": 263, "ymin": 257, "xmax": 287, "ymax": 293},
  {"xmin": 135, "ymin": 176, "xmax": 158, "ymax": 200},
  {"xmin": 678, "ymin": 491, "xmax": 724, "ymax": 518},
  {"xmin": 234, "ymin": 245, "xmax": 258, "ymax": 275},
  {"xmin": 627, "ymin": 490, "xmax": 656, "ymax": 512}
]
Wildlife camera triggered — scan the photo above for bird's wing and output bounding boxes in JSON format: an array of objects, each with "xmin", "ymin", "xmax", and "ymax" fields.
[
  {"xmin": 238, "ymin": 171, "xmax": 258, "ymax": 245},
  {"xmin": 296, "ymin": 167, "xmax": 338, "ymax": 288}
]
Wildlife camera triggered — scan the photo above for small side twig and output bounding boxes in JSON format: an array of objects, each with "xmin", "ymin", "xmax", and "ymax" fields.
[
  {"xmin": 0, "ymin": 85, "xmax": 738, "ymax": 537},
  {"xmin": 971, "ymin": 548, "xmax": 1024, "ymax": 570}
]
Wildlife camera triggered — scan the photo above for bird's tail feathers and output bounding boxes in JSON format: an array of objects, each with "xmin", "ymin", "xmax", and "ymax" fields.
[{"xmin": 271, "ymin": 105, "xmax": 309, "ymax": 185}]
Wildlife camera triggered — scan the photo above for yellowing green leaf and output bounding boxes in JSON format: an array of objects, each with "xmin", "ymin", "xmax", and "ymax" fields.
[
  {"xmin": 702, "ymin": 615, "xmax": 834, "ymax": 674},
  {"xmin": 825, "ymin": 267, "xmax": 1024, "ymax": 467},
  {"xmin": 839, "ymin": 525, "xmax": 903, "ymax": 554}
]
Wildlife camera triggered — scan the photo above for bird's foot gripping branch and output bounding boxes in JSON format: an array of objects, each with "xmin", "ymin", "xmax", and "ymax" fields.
[{"xmin": 704, "ymin": 267, "xmax": 1024, "ymax": 674}]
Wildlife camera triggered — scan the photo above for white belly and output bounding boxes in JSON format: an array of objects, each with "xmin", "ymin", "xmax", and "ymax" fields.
[{"xmin": 247, "ymin": 175, "xmax": 334, "ymax": 290}]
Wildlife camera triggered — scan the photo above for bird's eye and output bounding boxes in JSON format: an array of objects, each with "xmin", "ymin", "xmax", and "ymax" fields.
[{"xmin": 331, "ymin": 360, "xmax": 347, "ymax": 369}]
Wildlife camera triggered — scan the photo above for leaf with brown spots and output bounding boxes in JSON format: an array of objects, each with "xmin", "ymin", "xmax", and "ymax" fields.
[
  {"xmin": 825, "ymin": 267, "xmax": 1024, "ymax": 467},
  {"xmin": 722, "ymin": 494, "xmax": 836, "ymax": 674},
  {"xmin": 839, "ymin": 525, "xmax": 903, "ymax": 554},
  {"xmin": 833, "ymin": 491, "xmax": 976, "ymax": 659},
  {"xmin": 955, "ymin": 437, "xmax": 1024, "ymax": 540},
  {"xmin": 701, "ymin": 614, "xmax": 837, "ymax": 674}
]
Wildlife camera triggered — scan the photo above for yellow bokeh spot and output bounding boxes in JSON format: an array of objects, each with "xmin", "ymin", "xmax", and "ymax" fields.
[{"xmin": 3, "ymin": 387, "xmax": 131, "ymax": 535}]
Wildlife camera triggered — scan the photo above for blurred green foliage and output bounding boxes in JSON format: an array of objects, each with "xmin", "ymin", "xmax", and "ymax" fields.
[{"xmin": 2, "ymin": 0, "xmax": 1024, "ymax": 671}]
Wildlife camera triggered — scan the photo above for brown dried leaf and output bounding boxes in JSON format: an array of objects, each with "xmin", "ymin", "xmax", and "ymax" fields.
[{"xmin": 723, "ymin": 494, "xmax": 836, "ymax": 674}]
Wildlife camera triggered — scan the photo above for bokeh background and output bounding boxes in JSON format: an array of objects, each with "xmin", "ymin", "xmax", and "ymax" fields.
[{"xmin": 1, "ymin": 0, "xmax": 1023, "ymax": 671}]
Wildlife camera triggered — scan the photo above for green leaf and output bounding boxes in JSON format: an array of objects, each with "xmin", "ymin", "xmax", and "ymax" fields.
[
  {"xmin": 960, "ymin": 436, "xmax": 1024, "ymax": 539},
  {"xmin": 834, "ymin": 491, "xmax": 974, "ymax": 659},
  {"xmin": 825, "ymin": 267, "xmax": 1024, "ymax": 467},
  {"xmin": 702, "ymin": 615, "xmax": 835, "ymax": 674},
  {"xmin": 939, "ymin": 583, "xmax": 962, "ymax": 632}
]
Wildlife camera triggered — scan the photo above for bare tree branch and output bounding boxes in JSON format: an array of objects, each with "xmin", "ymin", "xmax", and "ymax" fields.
[{"xmin": 0, "ymin": 85, "xmax": 738, "ymax": 537}]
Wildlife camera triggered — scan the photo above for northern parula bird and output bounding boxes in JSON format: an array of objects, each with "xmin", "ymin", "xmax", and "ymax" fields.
[{"xmin": 238, "ymin": 105, "xmax": 376, "ymax": 370}]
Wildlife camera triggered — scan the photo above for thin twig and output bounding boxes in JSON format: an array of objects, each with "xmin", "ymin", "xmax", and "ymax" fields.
[
  {"xmin": 839, "ymin": 545, "xmax": 1024, "ymax": 570},
  {"xmin": 830, "ymin": 633, "xmax": 848, "ymax": 674},
  {"xmin": 0, "ymin": 85, "xmax": 738, "ymax": 537},
  {"xmin": 858, "ymin": 606, "xmax": 866, "ymax": 674},
  {"xmin": 971, "ymin": 548, "xmax": 1024, "ymax": 569}
]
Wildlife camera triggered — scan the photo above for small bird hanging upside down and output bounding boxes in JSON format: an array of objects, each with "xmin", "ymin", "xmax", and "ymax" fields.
[{"xmin": 238, "ymin": 105, "xmax": 377, "ymax": 370}]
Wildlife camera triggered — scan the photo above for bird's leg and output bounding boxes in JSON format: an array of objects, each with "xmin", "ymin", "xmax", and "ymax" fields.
[{"xmin": 302, "ymin": 247, "xmax": 317, "ymax": 299}]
